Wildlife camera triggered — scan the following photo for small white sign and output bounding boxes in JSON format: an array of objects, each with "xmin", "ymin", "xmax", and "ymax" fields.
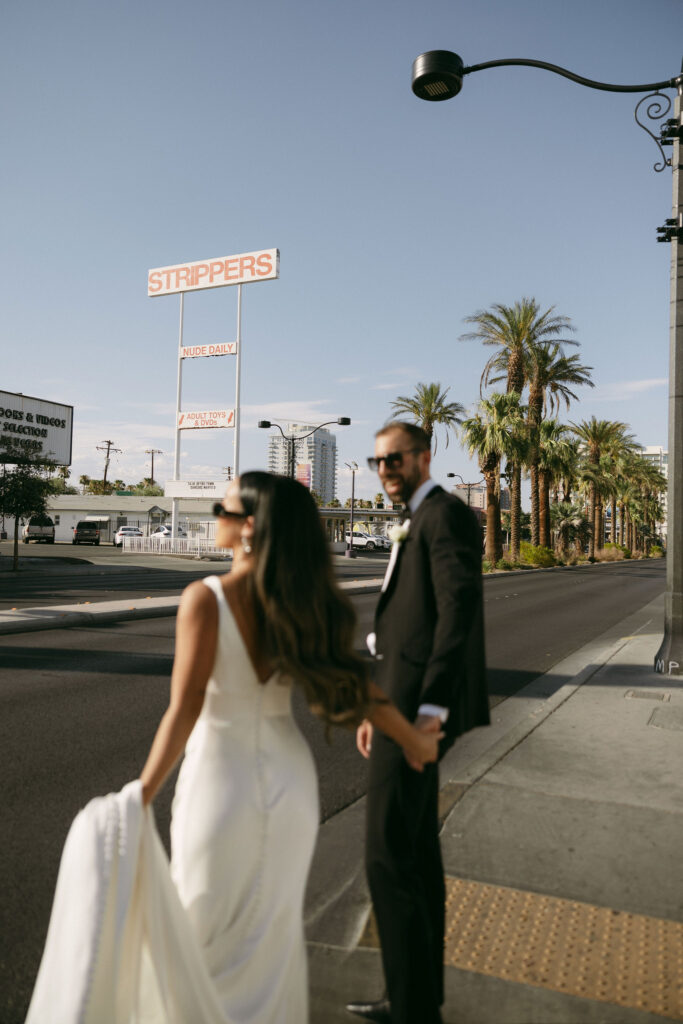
[
  {"xmin": 165, "ymin": 480, "xmax": 225, "ymax": 498},
  {"xmin": 178, "ymin": 409, "xmax": 235, "ymax": 430},
  {"xmin": 180, "ymin": 343, "xmax": 237, "ymax": 359},
  {"xmin": 148, "ymin": 248, "xmax": 279, "ymax": 297}
]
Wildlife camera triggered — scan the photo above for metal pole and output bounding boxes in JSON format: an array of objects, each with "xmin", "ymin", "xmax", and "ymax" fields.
[
  {"xmin": 172, "ymin": 291, "xmax": 184, "ymax": 538},
  {"xmin": 346, "ymin": 466, "xmax": 356, "ymax": 558},
  {"xmin": 655, "ymin": 86, "xmax": 683, "ymax": 674},
  {"xmin": 234, "ymin": 284, "xmax": 242, "ymax": 478}
]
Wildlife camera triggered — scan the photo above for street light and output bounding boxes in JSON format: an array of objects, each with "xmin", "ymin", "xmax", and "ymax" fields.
[
  {"xmin": 412, "ymin": 50, "xmax": 683, "ymax": 677},
  {"xmin": 258, "ymin": 417, "xmax": 351, "ymax": 481},
  {"xmin": 345, "ymin": 461, "xmax": 358, "ymax": 558},
  {"xmin": 446, "ymin": 472, "xmax": 484, "ymax": 507}
]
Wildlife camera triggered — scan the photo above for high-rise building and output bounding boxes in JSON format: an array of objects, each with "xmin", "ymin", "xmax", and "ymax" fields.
[
  {"xmin": 643, "ymin": 445, "xmax": 668, "ymax": 540},
  {"xmin": 266, "ymin": 424, "xmax": 338, "ymax": 504}
]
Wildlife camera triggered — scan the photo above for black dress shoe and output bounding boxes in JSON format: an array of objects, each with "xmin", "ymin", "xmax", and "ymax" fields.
[{"xmin": 345, "ymin": 997, "xmax": 392, "ymax": 1022}]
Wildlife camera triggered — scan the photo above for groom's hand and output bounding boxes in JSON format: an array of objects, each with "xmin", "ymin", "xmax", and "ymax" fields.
[
  {"xmin": 404, "ymin": 715, "xmax": 443, "ymax": 771},
  {"xmin": 356, "ymin": 719, "xmax": 373, "ymax": 758}
]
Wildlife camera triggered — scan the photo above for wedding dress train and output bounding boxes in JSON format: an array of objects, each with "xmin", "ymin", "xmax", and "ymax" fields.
[{"xmin": 27, "ymin": 575, "xmax": 319, "ymax": 1023}]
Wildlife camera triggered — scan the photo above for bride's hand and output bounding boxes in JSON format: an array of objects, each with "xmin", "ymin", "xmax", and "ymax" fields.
[{"xmin": 403, "ymin": 716, "xmax": 443, "ymax": 772}]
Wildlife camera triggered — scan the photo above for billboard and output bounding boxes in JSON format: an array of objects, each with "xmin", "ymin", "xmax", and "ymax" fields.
[
  {"xmin": 178, "ymin": 409, "xmax": 235, "ymax": 430},
  {"xmin": 296, "ymin": 463, "xmax": 312, "ymax": 489},
  {"xmin": 0, "ymin": 390, "xmax": 73, "ymax": 466},
  {"xmin": 165, "ymin": 480, "xmax": 225, "ymax": 499},
  {"xmin": 148, "ymin": 248, "xmax": 279, "ymax": 297},
  {"xmin": 180, "ymin": 343, "xmax": 237, "ymax": 359}
]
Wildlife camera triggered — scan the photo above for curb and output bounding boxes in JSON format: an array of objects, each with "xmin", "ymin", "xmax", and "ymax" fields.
[{"xmin": 0, "ymin": 579, "xmax": 386, "ymax": 637}]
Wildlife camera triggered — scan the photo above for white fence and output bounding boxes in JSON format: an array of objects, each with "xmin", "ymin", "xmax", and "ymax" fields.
[{"xmin": 122, "ymin": 534, "xmax": 230, "ymax": 558}]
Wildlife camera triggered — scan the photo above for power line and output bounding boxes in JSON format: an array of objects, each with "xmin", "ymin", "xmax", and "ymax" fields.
[{"xmin": 95, "ymin": 440, "xmax": 122, "ymax": 485}]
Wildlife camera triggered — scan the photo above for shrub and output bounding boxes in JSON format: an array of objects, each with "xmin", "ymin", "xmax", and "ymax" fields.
[
  {"xmin": 650, "ymin": 545, "xmax": 663, "ymax": 558},
  {"xmin": 520, "ymin": 542, "xmax": 556, "ymax": 568},
  {"xmin": 595, "ymin": 545, "xmax": 625, "ymax": 562},
  {"xmin": 481, "ymin": 559, "xmax": 492, "ymax": 573},
  {"xmin": 496, "ymin": 559, "xmax": 515, "ymax": 571}
]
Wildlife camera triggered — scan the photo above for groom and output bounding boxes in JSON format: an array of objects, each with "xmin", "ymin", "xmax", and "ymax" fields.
[{"xmin": 346, "ymin": 421, "xmax": 489, "ymax": 1024}]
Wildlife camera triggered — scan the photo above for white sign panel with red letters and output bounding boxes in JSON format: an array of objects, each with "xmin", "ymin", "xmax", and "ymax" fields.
[
  {"xmin": 148, "ymin": 248, "xmax": 279, "ymax": 297},
  {"xmin": 178, "ymin": 409, "xmax": 235, "ymax": 430},
  {"xmin": 180, "ymin": 343, "xmax": 237, "ymax": 359}
]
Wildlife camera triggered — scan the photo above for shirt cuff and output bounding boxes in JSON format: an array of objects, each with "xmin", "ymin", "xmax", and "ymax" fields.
[{"xmin": 418, "ymin": 703, "xmax": 449, "ymax": 723}]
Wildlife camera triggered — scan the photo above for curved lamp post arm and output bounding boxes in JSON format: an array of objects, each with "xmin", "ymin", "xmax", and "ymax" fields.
[{"xmin": 463, "ymin": 57, "xmax": 681, "ymax": 94}]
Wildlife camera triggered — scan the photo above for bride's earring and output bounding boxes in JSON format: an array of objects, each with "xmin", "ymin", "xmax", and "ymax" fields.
[{"xmin": 241, "ymin": 536, "xmax": 253, "ymax": 555}]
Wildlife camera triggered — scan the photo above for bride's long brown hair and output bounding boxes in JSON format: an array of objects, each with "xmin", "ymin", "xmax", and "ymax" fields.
[{"xmin": 239, "ymin": 471, "xmax": 370, "ymax": 727}]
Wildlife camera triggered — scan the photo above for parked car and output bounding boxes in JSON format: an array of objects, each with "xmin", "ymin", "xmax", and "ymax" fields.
[
  {"xmin": 72, "ymin": 521, "xmax": 101, "ymax": 545},
  {"xmin": 113, "ymin": 526, "xmax": 144, "ymax": 547},
  {"xmin": 22, "ymin": 515, "xmax": 55, "ymax": 544},
  {"xmin": 150, "ymin": 524, "xmax": 187, "ymax": 543},
  {"xmin": 344, "ymin": 531, "xmax": 386, "ymax": 551}
]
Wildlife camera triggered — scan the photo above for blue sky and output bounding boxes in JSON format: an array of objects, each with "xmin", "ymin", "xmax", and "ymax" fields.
[{"xmin": 2, "ymin": 0, "xmax": 681, "ymax": 500}]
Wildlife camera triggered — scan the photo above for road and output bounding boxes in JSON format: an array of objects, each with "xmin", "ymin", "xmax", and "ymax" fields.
[
  {"xmin": 0, "ymin": 559, "xmax": 665, "ymax": 1021},
  {"xmin": 0, "ymin": 542, "xmax": 388, "ymax": 609}
]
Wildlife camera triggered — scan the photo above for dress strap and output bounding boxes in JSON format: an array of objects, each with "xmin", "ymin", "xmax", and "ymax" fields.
[{"xmin": 201, "ymin": 575, "xmax": 227, "ymax": 616}]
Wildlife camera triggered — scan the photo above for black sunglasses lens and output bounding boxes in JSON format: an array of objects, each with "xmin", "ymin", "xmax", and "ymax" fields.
[
  {"xmin": 385, "ymin": 452, "xmax": 403, "ymax": 470},
  {"xmin": 367, "ymin": 458, "xmax": 378, "ymax": 471},
  {"xmin": 212, "ymin": 502, "xmax": 224, "ymax": 518}
]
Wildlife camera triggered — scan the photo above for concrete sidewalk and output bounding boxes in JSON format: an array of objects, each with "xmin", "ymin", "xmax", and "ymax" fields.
[{"xmin": 304, "ymin": 593, "xmax": 683, "ymax": 1023}]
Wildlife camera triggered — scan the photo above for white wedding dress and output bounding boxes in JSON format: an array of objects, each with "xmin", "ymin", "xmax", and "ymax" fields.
[{"xmin": 26, "ymin": 575, "xmax": 319, "ymax": 1023}]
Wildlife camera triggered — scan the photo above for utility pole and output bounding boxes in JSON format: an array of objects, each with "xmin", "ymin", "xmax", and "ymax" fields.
[
  {"xmin": 145, "ymin": 448, "xmax": 163, "ymax": 485},
  {"xmin": 96, "ymin": 440, "xmax": 122, "ymax": 486}
]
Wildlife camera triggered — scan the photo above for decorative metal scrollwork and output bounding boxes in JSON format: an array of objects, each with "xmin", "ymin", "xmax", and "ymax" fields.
[{"xmin": 634, "ymin": 91, "xmax": 673, "ymax": 172}]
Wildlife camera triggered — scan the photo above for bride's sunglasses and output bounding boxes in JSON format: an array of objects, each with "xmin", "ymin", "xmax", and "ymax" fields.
[
  {"xmin": 212, "ymin": 503, "xmax": 247, "ymax": 520},
  {"xmin": 367, "ymin": 448, "xmax": 423, "ymax": 472}
]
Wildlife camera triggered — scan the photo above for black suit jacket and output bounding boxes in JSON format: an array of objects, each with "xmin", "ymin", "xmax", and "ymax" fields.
[{"xmin": 374, "ymin": 485, "xmax": 489, "ymax": 752}]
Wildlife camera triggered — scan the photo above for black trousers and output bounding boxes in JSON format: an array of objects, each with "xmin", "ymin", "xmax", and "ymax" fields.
[{"xmin": 366, "ymin": 733, "xmax": 445, "ymax": 1024}]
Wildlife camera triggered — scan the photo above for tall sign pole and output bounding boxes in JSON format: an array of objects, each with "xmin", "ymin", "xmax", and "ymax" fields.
[
  {"xmin": 234, "ymin": 284, "xmax": 242, "ymax": 477},
  {"xmin": 171, "ymin": 292, "xmax": 185, "ymax": 538},
  {"xmin": 148, "ymin": 248, "xmax": 279, "ymax": 538}
]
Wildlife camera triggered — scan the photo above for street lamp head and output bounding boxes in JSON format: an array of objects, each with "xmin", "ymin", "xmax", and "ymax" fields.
[
  {"xmin": 412, "ymin": 50, "xmax": 464, "ymax": 101},
  {"xmin": 257, "ymin": 420, "xmax": 272, "ymax": 429},
  {"xmin": 337, "ymin": 417, "xmax": 351, "ymax": 425}
]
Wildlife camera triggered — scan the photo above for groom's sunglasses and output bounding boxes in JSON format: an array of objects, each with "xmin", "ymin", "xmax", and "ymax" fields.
[
  {"xmin": 367, "ymin": 448, "xmax": 424, "ymax": 472},
  {"xmin": 212, "ymin": 503, "xmax": 247, "ymax": 520}
]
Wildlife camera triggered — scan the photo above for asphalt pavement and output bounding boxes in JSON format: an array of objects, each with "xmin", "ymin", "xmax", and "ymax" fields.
[
  {"xmin": 3, "ymin": 555, "xmax": 680, "ymax": 1022},
  {"xmin": 306, "ymin": 592, "xmax": 683, "ymax": 1023}
]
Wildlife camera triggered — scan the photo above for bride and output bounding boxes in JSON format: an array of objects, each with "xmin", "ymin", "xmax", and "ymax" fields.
[{"xmin": 27, "ymin": 472, "xmax": 441, "ymax": 1023}]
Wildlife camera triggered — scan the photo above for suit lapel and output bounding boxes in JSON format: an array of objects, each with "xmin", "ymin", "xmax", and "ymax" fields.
[{"xmin": 375, "ymin": 485, "xmax": 443, "ymax": 619}]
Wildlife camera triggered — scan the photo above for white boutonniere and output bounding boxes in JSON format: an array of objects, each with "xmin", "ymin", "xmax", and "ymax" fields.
[{"xmin": 387, "ymin": 519, "xmax": 411, "ymax": 545}]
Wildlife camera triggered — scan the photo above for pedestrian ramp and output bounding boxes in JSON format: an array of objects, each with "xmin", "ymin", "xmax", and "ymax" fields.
[{"xmin": 360, "ymin": 876, "xmax": 682, "ymax": 1020}]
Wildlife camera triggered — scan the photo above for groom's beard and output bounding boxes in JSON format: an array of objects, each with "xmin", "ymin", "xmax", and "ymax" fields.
[{"xmin": 383, "ymin": 463, "xmax": 422, "ymax": 506}]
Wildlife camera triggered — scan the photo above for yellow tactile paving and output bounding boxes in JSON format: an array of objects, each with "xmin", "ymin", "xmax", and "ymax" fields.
[{"xmin": 359, "ymin": 876, "xmax": 683, "ymax": 1020}]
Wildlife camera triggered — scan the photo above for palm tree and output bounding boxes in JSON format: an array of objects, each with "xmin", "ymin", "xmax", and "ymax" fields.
[
  {"xmin": 79, "ymin": 474, "xmax": 91, "ymax": 494},
  {"xmin": 526, "ymin": 346, "xmax": 593, "ymax": 545},
  {"xmin": 536, "ymin": 420, "xmax": 575, "ymax": 548},
  {"xmin": 390, "ymin": 382, "xmax": 465, "ymax": 453},
  {"xmin": 462, "ymin": 393, "xmax": 526, "ymax": 563},
  {"xmin": 461, "ymin": 298, "xmax": 584, "ymax": 547},
  {"xmin": 550, "ymin": 502, "xmax": 592, "ymax": 561},
  {"xmin": 570, "ymin": 418, "xmax": 637, "ymax": 557},
  {"xmin": 461, "ymin": 297, "xmax": 576, "ymax": 397}
]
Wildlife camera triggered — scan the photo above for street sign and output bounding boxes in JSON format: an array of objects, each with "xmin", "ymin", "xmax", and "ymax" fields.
[
  {"xmin": 164, "ymin": 480, "xmax": 225, "ymax": 498},
  {"xmin": 148, "ymin": 248, "xmax": 279, "ymax": 297},
  {"xmin": 0, "ymin": 390, "xmax": 73, "ymax": 465},
  {"xmin": 180, "ymin": 343, "xmax": 237, "ymax": 359},
  {"xmin": 178, "ymin": 409, "xmax": 235, "ymax": 430}
]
